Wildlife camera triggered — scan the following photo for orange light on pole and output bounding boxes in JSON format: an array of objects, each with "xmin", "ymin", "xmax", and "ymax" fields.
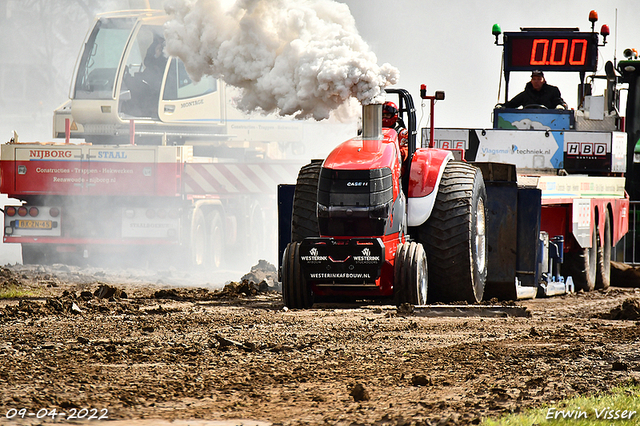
[
  {"xmin": 589, "ymin": 10, "xmax": 598, "ymax": 32},
  {"xmin": 600, "ymin": 24, "xmax": 610, "ymax": 45}
]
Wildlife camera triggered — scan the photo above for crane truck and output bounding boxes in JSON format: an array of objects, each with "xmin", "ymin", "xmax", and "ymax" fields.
[
  {"xmin": 277, "ymin": 11, "xmax": 632, "ymax": 307},
  {"xmin": 1, "ymin": 10, "xmax": 352, "ymax": 268}
]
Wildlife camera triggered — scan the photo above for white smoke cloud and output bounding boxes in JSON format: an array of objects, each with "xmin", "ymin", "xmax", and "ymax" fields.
[{"xmin": 163, "ymin": 0, "xmax": 399, "ymax": 120}]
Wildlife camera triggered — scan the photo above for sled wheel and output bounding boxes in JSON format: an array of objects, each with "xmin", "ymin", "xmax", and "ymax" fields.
[
  {"xmin": 394, "ymin": 242, "xmax": 428, "ymax": 306},
  {"xmin": 282, "ymin": 242, "xmax": 313, "ymax": 309},
  {"xmin": 190, "ymin": 209, "xmax": 207, "ymax": 267},
  {"xmin": 207, "ymin": 210, "xmax": 224, "ymax": 270},
  {"xmin": 291, "ymin": 160, "xmax": 323, "ymax": 242},
  {"xmin": 418, "ymin": 161, "xmax": 487, "ymax": 303},
  {"xmin": 595, "ymin": 212, "xmax": 611, "ymax": 290},
  {"xmin": 565, "ymin": 224, "xmax": 597, "ymax": 292}
]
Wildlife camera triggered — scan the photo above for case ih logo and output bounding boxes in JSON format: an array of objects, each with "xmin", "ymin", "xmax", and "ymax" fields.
[
  {"xmin": 566, "ymin": 143, "xmax": 607, "ymax": 157},
  {"xmin": 29, "ymin": 150, "xmax": 73, "ymax": 159}
]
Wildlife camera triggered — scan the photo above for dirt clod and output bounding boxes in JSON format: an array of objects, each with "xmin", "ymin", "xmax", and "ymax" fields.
[
  {"xmin": 94, "ymin": 283, "xmax": 127, "ymax": 299},
  {"xmin": 350, "ymin": 383, "xmax": 371, "ymax": 401},
  {"xmin": 604, "ymin": 298, "xmax": 640, "ymax": 320},
  {"xmin": 411, "ymin": 374, "xmax": 430, "ymax": 386}
]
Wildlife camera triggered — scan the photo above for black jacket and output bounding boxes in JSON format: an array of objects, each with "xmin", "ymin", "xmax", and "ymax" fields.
[{"xmin": 504, "ymin": 81, "xmax": 566, "ymax": 109}]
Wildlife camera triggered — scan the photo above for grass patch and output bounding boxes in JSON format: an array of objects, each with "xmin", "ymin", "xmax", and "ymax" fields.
[
  {"xmin": 482, "ymin": 383, "xmax": 639, "ymax": 425},
  {"xmin": 0, "ymin": 285, "xmax": 38, "ymax": 299}
]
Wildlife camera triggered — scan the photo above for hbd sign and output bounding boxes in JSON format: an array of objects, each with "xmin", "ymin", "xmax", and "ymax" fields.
[{"xmin": 566, "ymin": 142, "xmax": 607, "ymax": 156}]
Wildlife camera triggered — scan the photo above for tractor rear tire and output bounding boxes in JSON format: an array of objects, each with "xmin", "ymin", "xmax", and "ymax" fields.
[
  {"xmin": 291, "ymin": 160, "xmax": 323, "ymax": 242},
  {"xmin": 564, "ymin": 224, "xmax": 597, "ymax": 292},
  {"xmin": 595, "ymin": 212, "xmax": 612, "ymax": 290},
  {"xmin": 418, "ymin": 161, "xmax": 487, "ymax": 303},
  {"xmin": 394, "ymin": 242, "xmax": 428, "ymax": 306},
  {"xmin": 282, "ymin": 242, "xmax": 313, "ymax": 309}
]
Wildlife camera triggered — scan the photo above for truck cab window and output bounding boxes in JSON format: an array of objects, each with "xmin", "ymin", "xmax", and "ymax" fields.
[
  {"xmin": 120, "ymin": 25, "xmax": 168, "ymax": 118},
  {"xmin": 74, "ymin": 17, "xmax": 136, "ymax": 100},
  {"xmin": 163, "ymin": 58, "xmax": 217, "ymax": 101}
]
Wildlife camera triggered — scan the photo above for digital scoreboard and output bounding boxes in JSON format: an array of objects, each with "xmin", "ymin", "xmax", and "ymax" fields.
[{"xmin": 504, "ymin": 31, "xmax": 598, "ymax": 73}]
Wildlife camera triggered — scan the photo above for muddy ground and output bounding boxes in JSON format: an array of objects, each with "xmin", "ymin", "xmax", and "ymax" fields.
[{"xmin": 0, "ymin": 262, "xmax": 639, "ymax": 425}]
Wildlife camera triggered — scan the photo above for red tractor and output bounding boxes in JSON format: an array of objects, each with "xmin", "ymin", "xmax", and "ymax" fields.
[{"xmin": 280, "ymin": 88, "xmax": 487, "ymax": 308}]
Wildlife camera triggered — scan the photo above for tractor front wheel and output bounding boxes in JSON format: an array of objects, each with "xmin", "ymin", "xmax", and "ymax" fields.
[
  {"xmin": 394, "ymin": 242, "xmax": 428, "ymax": 306},
  {"xmin": 282, "ymin": 242, "xmax": 313, "ymax": 309}
]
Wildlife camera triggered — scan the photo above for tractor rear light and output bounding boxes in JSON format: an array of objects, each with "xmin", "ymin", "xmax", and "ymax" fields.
[
  {"xmin": 146, "ymin": 209, "xmax": 156, "ymax": 219},
  {"xmin": 49, "ymin": 207, "xmax": 60, "ymax": 218},
  {"xmin": 168, "ymin": 209, "xmax": 180, "ymax": 219},
  {"xmin": 157, "ymin": 209, "xmax": 167, "ymax": 219},
  {"xmin": 29, "ymin": 207, "xmax": 39, "ymax": 217},
  {"xmin": 18, "ymin": 207, "xmax": 28, "ymax": 217},
  {"xmin": 5, "ymin": 207, "xmax": 16, "ymax": 217}
]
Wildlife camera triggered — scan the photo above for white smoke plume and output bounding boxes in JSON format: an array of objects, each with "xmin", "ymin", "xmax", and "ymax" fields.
[{"xmin": 163, "ymin": 0, "xmax": 399, "ymax": 120}]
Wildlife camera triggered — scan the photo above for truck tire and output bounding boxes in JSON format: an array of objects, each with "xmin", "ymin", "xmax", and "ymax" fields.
[
  {"xmin": 282, "ymin": 242, "xmax": 313, "ymax": 309},
  {"xmin": 564, "ymin": 224, "xmax": 597, "ymax": 292},
  {"xmin": 291, "ymin": 160, "xmax": 323, "ymax": 242},
  {"xmin": 418, "ymin": 161, "xmax": 487, "ymax": 303},
  {"xmin": 208, "ymin": 210, "xmax": 224, "ymax": 269},
  {"xmin": 595, "ymin": 212, "xmax": 611, "ymax": 290},
  {"xmin": 22, "ymin": 244, "xmax": 46, "ymax": 265},
  {"xmin": 394, "ymin": 242, "xmax": 428, "ymax": 306},
  {"xmin": 190, "ymin": 209, "xmax": 207, "ymax": 267},
  {"xmin": 21, "ymin": 244, "xmax": 62, "ymax": 265},
  {"xmin": 247, "ymin": 200, "xmax": 267, "ymax": 260}
]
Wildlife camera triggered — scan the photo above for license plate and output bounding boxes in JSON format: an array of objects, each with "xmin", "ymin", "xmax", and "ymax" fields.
[{"xmin": 15, "ymin": 220, "xmax": 53, "ymax": 229}]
